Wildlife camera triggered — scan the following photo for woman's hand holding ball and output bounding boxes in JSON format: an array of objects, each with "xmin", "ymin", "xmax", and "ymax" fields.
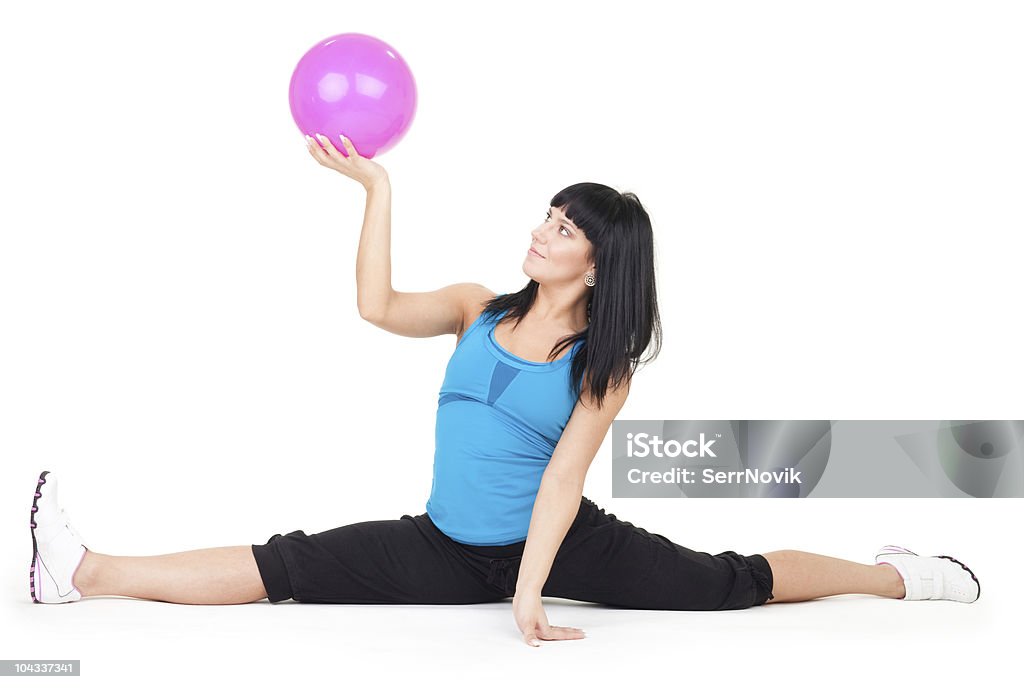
[{"xmin": 306, "ymin": 133, "xmax": 389, "ymax": 191}]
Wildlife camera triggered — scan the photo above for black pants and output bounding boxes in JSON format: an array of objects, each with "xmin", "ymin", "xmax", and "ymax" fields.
[{"xmin": 251, "ymin": 496, "xmax": 775, "ymax": 610}]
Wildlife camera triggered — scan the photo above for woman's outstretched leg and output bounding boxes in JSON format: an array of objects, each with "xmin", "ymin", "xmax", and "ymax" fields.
[
  {"xmin": 762, "ymin": 549, "xmax": 905, "ymax": 603},
  {"xmin": 72, "ymin": 546, "xmax": 268, "ymax": 605},
  {"xmin": 30, "ymin": 470, "xmax": 267, "ymax": 605}
]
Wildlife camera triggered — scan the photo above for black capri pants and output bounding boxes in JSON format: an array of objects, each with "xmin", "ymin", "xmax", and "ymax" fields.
[{"xmin": 251, "ymin": 496, "xmax": 775, "ymax": 611}]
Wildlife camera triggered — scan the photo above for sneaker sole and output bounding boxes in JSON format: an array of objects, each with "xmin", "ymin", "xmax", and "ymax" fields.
[
  {"xmin": 937, "ymin": 554, "xmax": 981, "ymax": 602},
  {"xmin": 29, "ymin": 470, "xmax": 49, "ymax": 603}
]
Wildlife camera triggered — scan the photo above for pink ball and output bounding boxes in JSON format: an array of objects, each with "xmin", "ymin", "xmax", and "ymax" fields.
[{"xmin": 289, "ymin": 33, "xmax": 417, "ymax": 159}]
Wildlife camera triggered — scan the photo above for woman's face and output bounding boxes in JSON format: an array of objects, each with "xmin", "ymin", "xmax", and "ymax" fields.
[{"xmin": 524, "ymin": 205, "xmax": 594, "ymax": 284}]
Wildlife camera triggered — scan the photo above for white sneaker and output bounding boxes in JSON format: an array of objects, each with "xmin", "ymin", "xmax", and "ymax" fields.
[
  {"xmin": 30, "ymin": 471, "xmax": 88, "ymax": 604},
  {"xmin": 875, "ymin": 544, "xmax": 980, "ymax": 603}
]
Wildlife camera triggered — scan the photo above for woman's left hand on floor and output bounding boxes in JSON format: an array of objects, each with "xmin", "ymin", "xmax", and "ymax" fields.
[{"xmin": 512, "ymin": 591, "xmax": 586, "ymax": 646}]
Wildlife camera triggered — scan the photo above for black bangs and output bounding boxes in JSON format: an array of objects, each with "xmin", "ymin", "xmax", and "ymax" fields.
[{"xmin": 551, "ymin": 183, "xmax": 623, "ymax": 244}]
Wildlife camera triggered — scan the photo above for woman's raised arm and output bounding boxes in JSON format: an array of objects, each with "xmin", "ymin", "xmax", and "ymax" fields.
[{"xmin": 305, "ymin": 132, "xmax": 392, "ymax": 318}]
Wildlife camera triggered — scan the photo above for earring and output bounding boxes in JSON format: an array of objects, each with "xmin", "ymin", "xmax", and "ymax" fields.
[{"xmin": 584, "ymin": 272, "xmax": 596, "ymax": 287}]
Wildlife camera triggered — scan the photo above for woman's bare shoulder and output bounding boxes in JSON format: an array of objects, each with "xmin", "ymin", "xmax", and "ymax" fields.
[{"xmin": 457, "ymin": 284, "xmax": 499, "ymax": 339}]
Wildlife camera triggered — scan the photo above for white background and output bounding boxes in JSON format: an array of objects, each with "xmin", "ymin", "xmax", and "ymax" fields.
[{"xmin": 1, "ymin": 0, "xmax": 1021, "ymax": 686}]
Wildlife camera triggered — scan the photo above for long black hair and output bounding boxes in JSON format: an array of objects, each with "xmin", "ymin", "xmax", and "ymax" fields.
[{"xmin": 480, "ymin": 182, "xmax": 662, "ymax": 410}]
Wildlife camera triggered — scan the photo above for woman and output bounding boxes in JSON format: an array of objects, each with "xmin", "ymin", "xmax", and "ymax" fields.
[{"xmin": 29, "ymin": 132, "xmax": 981, "ymax": 647}]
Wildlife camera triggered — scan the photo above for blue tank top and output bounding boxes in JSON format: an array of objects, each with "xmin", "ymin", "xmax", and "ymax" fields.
[{"xmin": 425, "ymin": 304, "xmax": 585, "ymax": 545}]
